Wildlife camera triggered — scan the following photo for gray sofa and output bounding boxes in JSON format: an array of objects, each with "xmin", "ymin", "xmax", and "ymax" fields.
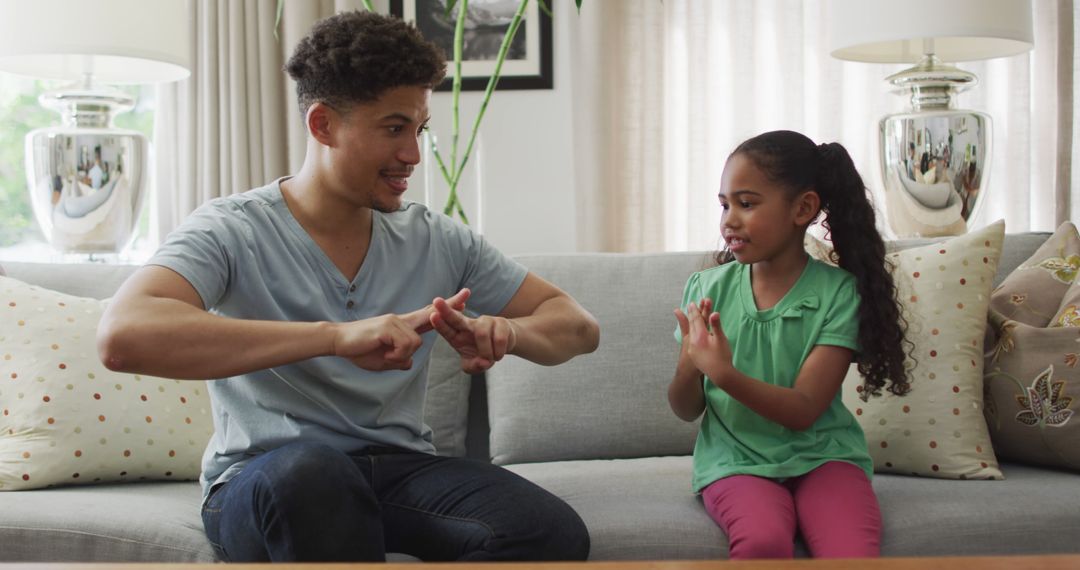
[{"xmin": 1, "ymin": 231, "xmax": 1078, "ymax": 562}]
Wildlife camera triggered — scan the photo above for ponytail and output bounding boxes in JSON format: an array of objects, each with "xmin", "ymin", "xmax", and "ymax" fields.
[
  {"xmin": 815, "ymin": 142, "xmax": 910, "ymax": 398},
  {"xmin": 722, "ymin": 131, "xmax": 910, "ymax": 398}
]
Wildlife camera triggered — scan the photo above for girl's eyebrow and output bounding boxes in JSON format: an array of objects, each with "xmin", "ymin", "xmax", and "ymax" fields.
[{"xmin": 718, "ymin": 190, "xmax": 762, "ymax": 199}]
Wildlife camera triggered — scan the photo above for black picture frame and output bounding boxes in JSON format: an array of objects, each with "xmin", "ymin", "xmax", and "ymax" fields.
[{"xmin": 389, "ymin": 0, "xmax": 553, "ymax": 91}]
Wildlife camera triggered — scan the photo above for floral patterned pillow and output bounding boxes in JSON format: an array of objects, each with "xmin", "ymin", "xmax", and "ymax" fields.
[
  {"xmin": 992, "ymin": 222, "xmax": 1080, "ymax": 328},
  {"xmin": 984, "ymin": 222, "xmax": 1080, "ymax": 470}
]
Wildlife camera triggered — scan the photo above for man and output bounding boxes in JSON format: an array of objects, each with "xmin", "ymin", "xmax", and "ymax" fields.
[
  {"xmin": 87, "ymin": 145, "xmax": 104, "ymax": 190},
  {"xmin": 97, "ymin": 10, "xmax": 598, "ymax": 563}
]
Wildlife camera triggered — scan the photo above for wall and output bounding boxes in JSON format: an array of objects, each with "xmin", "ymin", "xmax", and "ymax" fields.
[{"xmin": 415, "ymin": 3, "xmax": 580, "ymax": 256}]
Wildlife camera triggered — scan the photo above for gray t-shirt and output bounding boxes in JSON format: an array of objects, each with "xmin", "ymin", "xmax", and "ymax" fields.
[{"xmin": 148, "ymin": 178, "xmax": 527, "ymax": 497}]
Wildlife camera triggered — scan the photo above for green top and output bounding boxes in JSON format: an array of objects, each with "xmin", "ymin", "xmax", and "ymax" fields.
[{"xmin": 676, "ymin": 258, "xmax": 872, "ymax": 492}]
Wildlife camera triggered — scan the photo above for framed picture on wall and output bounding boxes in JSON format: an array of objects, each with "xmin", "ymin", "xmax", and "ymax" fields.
[{"xmin": 389, "ymin": 0, "xmax": 553, "ymax": 91}]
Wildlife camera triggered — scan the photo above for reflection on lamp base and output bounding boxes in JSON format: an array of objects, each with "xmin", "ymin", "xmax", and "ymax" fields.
[
  {"xmin": 25, "ymin": 86, "xmax": 148, "ymax": 254},
  {"xmin": 878, "ymin": 109, "xmax": 990, "ymax": 238},
  {"xmin": 27, "ymin": 128, "xmax": 147, "ymax": 253}
]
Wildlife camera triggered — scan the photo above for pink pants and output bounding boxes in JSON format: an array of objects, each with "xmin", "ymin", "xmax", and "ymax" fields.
[{"xmin": 701, "ymin": 461, "xmax": 881, "ymax": 559}]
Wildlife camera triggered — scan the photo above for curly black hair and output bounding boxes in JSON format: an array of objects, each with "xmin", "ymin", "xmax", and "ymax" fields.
[
  {"xmin": 285, "ymin": 10, "xmax": 447, "ymax": 116},
  {"xmin": 715, "ymin": 130, "xmax": 911, "ymax": 399}
]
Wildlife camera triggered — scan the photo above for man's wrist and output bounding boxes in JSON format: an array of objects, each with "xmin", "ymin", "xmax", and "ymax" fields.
[
  {"xmin": 506, "ymin": 318, "xmax": 521, "ymax": 355},
  {"xmin": 319, "ymin": 321, "xmax": 341, "ymax": 357}
]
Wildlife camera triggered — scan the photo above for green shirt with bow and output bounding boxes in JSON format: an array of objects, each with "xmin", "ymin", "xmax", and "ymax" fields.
[{"xmin": 676, "ymin": 257, "xmax": 872, "ymax": 492}]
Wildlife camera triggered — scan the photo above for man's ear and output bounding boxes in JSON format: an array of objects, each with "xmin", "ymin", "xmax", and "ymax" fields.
[
  {"xmin": 306, "ymin": 102, "xmax": 336, "ymax": 146},
  {"xmin": 794, "ymin": 190, "xmax": 821, "ymax": 225}
]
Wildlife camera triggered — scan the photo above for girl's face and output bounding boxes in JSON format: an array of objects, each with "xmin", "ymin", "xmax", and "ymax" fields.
[{"xmin": 718, "ymin": 153, "xmax": 815, "ymax": 265}]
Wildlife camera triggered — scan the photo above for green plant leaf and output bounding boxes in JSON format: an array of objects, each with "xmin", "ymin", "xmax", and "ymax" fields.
[
  {"xmin": 576, "ymin": 0, "xmax": 583, "ymax": 13},
  {"xmin": 444, "ymin": 0, "xmax": 459, "ymax": 18},
  {"xmin": 274, "ymin": 0, "xmax": 284, "ymax": 40},
  {"xmin": 538, "ymin": 0, "xmax": 552, "ymax": 18}
]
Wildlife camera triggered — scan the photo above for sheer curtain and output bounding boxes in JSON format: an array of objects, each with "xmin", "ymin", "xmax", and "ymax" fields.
[
  {"xmin": 152, "ymin": 0, "xmax": 374, "ymax": 239},
  {"xmin": 572, "ymin": 0, "xmax": 1076, "ymax": 253}
]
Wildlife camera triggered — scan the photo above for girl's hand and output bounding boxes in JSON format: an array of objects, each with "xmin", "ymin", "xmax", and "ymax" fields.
[{"xmin": 674, "ymin": 300, "xmax": 735, "ymax": 387}]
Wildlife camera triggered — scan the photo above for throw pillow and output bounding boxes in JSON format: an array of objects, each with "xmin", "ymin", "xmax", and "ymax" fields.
[
  {"xmin": 991, "ymin": 221, "xmax": 1080, "ymax": 328},
  {"xmin": 810, "ymin": 220, "xmax": 1005, "ymax": 479},
  {"xmin": 0, "ymin": 276, "xmax": 213, "ymax": 490},
  {"xmin": 983, "ymin": 222, "xmax": 1080, "ymax": 470}
]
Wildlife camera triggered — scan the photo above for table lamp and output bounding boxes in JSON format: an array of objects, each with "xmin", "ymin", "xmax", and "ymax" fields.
[
  {"xmin": 0, "ymin": 0, "xmax": 191, "ymax": 254},
  {"xmin": 828, "ymin": 0, "xmax": 1033, "ymax": 238}
]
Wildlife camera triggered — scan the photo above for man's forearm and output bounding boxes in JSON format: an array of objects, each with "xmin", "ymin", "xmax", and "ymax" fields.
[
  {"xmin": 98, "ymin": 296, "xmax": 336, "ymax": 380},
  {"xmin": 508, "ymin": 296, "xmax": 599, "ymax": 365}
]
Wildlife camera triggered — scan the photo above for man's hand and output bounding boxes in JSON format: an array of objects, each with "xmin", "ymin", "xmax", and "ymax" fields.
[
  {"xmin": 334, "ymin": 289, "xmax": 471, "ymax": 371},
  {"xmin": 399, "ymin": 288, "xmax": 470, "ymax": 334},
  {"xmin": 332, "ymin": 315, "xmax": 425, "ymax": 371},
  {"xmin": 430, "ymin": 292, "xmax": 518, "ymax": 374},
  {"xmin": 674, "ymin": 299, "xmax": 735, "ymax": 387}
]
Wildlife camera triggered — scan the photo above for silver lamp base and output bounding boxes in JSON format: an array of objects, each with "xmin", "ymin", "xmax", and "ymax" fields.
[
  {"xmin": 25, "ymin": 85, "xmax": 148, "ymax": 254},
  {"xmin": 877, "ymin": 56, "xmax": 991, "ymax": 238},
  {"xmin": 880, "ymin": 110, "xmax": 990, "ymax": 238}
]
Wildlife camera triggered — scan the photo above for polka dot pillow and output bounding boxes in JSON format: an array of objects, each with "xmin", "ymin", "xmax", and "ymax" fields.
[
  {"xmin": 0, "ymin": 276, "xmax": 213, "ymax": 490},
  {"xmin": 810, "ymin": 220, "xmax": 1005, "ymax": 479}
]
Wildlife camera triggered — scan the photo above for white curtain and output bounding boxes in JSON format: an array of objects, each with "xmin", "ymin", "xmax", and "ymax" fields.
[
  {"xmin": 153, "ymin": 0, "xmax": 375, "ymax": 240},
  {"xmin": 571, "ymin": 0, "xmax": 1077, "ymax": 253}
]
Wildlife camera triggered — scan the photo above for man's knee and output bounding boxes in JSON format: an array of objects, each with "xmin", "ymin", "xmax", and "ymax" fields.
[
  {"xmin": 249, "ymin": 442, "xmax": 374, "ymax": 515},
  {"xmin": 506, "ymin": 496, "xmax": 590, "ymax": 561}
]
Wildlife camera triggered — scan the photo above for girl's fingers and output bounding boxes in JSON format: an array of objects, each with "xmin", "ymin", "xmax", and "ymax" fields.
[{"xmin": 674, "ymin": 308, "xmax": 690, "ymax": 336}]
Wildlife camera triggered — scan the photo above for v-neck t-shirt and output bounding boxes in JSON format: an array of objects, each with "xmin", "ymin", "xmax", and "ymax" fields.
[
  {"xmin": 676, "ymin": 258, "xmax": 872, "ymax": 492},
  {"xmin": 148, "ymin": 178, "xmax": 527, "ymax": 498}
]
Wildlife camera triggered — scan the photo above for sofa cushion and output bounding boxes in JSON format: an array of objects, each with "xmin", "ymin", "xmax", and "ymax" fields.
[
  {"xmin": 505, "ymin": 456, "xmax": 728, "ymax": 560},
  {"xmin": 425, "ymin": 336, "xmax": 471, "ymax": 457},
  {"xmin": 0, "ymin": 275, "xmax": 215, "ymax": 490},
  {"xmin": 813, "ymin": 222, "xmax": 1005, "ymax": 479},
  {"xmin": 488, "ymin": 253, "xmax": 710, "ymax": 465},
  {"xmin": 872, "ymin": 463, "xmax": 1080, "ymax": 555},
  {"xmin": 0, "ymin": 481, "xmax": 215, "ymax": 562},
  {"xmin": 508, "ymin": 456, "xmax": 1080, "ymax": 559},
  {"xmin": 988, "ymin": 222, "xmax": 1080, "ymax": 328},
  {"xmin": 984, "ymin": 222, "xmax": 1080, "ymax": 471}
]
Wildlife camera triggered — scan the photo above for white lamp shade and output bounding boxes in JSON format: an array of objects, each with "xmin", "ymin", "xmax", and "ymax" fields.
[
  {"xmin": 0, "ymin": 0, "xmax": 190, "ymax": 83},
  {"xmin": 828, "ymin": 0, "xmax": 1034, "ymax": 63}
]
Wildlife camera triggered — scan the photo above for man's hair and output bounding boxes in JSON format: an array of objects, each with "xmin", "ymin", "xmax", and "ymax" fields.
[{"xmin": 285, "ymin": 10, "xmax": 447, "ymax": 116}]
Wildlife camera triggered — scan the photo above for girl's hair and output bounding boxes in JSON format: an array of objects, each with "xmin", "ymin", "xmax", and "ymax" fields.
[{"xmin": 716, "ymin": 130, "xmax": 910, "ymax": 398}]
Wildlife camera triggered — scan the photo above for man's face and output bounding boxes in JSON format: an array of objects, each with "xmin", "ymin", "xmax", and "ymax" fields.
[{"xmin": 328, "ymin": 85, "xmax": 431, "ymax": 212}]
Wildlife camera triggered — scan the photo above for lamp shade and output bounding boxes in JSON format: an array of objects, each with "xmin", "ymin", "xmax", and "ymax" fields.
[
  {"xmin": 828, "ymin": 0, "xmax": 1034, "ymax": 63},
  {"xmin": 0, "ymin": 0, "xmax": 190, "ymax": 83}
]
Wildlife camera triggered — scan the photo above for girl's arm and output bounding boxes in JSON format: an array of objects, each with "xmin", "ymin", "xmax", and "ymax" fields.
[
  {"xmin": 707, "ymin": 344, "xmax": 852, "ymax": 431},
  {"xmin": 668, "ymin": 338, "xmax": 706, "ymax": 421},
  {"xmin": 681, "ymin": 303, "xmax": 852, "ymax": 431},
  {"xmin": 668, "ymin": 298, "xmax": 714, "ymax": 421}
]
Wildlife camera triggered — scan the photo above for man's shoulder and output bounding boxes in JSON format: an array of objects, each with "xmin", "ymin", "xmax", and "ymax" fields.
[
  {"xmin": 194, "ymin": 181, "xmax": 282, "ymax": 217},
  {"xmin": 381, "ymin": 200, "xmax": 473, "ymax": 238}
]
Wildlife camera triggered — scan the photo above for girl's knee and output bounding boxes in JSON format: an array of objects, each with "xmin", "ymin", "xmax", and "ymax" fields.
[{"xmin": 727, "ymin": 533, "xmax": 794, "ymax": 560}]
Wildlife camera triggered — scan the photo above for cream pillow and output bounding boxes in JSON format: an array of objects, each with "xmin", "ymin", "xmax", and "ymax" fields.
[
  {"xmin": 0, "ymin": 276, "xmax": 213, "ymax": 490},
  {"xmin": 810, "ymin": 221, "xmax": 1005, "ymax": 479}
]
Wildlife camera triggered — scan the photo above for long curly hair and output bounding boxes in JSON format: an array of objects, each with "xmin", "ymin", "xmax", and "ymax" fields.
[
  {"xmin": 285, "ymin": 10, "xmax": 446, "ymax": 116},
  {"xmin": 716, "ymin": 130, "xmax": 910, "ymax": 398}
]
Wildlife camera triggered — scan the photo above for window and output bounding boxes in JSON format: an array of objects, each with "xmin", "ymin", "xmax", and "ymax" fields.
[{"xmin": 0, "ymin": 74, "xmax": 156, "ymax": 263}]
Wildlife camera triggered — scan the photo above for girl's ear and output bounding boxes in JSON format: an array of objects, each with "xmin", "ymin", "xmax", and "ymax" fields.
[{"xmin": 793, "ymin": 190, "xmax": 821, "ymax": 225}]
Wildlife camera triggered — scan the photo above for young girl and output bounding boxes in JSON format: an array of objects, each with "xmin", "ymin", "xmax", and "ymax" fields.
[{"xmin": 669, "ymin": 130, "xmax": 909, "ymax": 559}]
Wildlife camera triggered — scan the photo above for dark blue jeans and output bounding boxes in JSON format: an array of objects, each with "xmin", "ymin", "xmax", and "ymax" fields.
[{"xmin": 200, "ymin": 441, "xmax": 590, "ymax": 562}]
